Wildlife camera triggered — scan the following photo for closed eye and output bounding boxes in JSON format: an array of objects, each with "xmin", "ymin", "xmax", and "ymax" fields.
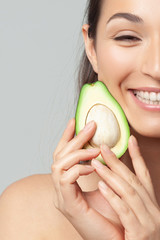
[{"xmin": 114, "ymin": 35, "xmax": 141, "ymax": 42}]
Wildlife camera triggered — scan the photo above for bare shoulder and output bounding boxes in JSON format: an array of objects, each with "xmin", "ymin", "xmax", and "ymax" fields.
[{"xmin": 0, "ymin": 174, "xmax": 82, "ymax": 240}]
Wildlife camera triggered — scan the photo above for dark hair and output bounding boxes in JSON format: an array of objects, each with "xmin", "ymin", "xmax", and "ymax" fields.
[{"xmin": 77, "ymin": 0, "xmax": 103, "ymax": 95}]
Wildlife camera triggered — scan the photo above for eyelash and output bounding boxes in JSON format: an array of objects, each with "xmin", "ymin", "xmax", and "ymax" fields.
[{"xmin": 114, "ymin": 35, "xmax": 141, "ymax": 42}]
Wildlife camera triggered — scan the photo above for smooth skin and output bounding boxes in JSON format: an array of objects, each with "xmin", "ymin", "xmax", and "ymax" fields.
[
  {"xmin": 52, "ymin": 119, "xmax": 160, "ymax": 240},
  {"xmin": 1, "ymin": 0, "xmax": 160, "ymax": 239}
]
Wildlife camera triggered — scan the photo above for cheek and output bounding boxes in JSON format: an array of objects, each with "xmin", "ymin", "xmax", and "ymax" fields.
[{"xmin": 97, "ymin": 45, "xmax": 138, "ymax": 88}]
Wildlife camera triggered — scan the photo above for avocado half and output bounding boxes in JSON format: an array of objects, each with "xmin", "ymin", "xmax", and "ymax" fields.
[{"xmin": 75, "ymin": 81, "xmax": 130, "ymax": 163}]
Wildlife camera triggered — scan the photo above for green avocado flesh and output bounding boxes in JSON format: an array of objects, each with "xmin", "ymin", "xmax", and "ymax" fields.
[{"xmin": 75, "ymin": 81, "xmax": 130, "ymax": 164}]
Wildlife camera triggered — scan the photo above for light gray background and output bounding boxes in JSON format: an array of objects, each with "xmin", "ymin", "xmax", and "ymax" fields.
[{"xmin": 0, "ymin": 0, "xmax": 87, "ymax": 194}]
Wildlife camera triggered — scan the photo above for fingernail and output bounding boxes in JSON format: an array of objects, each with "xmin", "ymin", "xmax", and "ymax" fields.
[
  {"xmin": 99, "ymin": 181, "xmax": 108, "ymax": 190},
  {"xmin": 92, "ymin": 159, "xmax": 104, "ymax": 169},
  {"xmin": 67, "ymin": 118, "xmax": 74, "ymax": 127},
  {"xmin": 84, "ymin": 121, "xmax": 95, "ymax": 132},
  {"xmin": 87, "ymin": 148, "xmax": 100, "ymax": 153},
  {"xmin": 85, "ymin": 165, "xmax": 95, "ymax": 171},
  {"xmin": 130, "ymin": 135, "xmax": 138, "ymax": 146},
  {"xmin": 101, "ymin": 144, "xmax": 112, "ymax": 154}
]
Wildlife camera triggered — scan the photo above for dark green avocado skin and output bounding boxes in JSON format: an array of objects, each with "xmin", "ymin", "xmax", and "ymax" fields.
[{"xmin": 75, "ymin": 81, "xmax": 130, "ymax": 162}]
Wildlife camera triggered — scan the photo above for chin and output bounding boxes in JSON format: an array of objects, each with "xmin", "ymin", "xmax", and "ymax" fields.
[{"xmin": 130, "ymin": 123, "xmax": 160, "ymax": 139}]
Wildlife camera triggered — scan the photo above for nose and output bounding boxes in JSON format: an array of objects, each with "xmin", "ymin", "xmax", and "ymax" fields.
[{"xmin": 141, "ymin": 37, "xmax": 160, "ymax": 81}]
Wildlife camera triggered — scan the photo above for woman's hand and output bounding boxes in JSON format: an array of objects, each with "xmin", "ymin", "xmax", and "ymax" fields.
[
  {"xmin": 51, "ymin": 119, "xmax": 124, "ymax": 240},
  {"xmin": 92, "ymin": 135, "xmax": 160, "ymax": 240}
]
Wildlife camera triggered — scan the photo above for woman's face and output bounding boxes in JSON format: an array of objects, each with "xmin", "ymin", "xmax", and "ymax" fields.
[{"xmin": 89, "ymin": 0, "xmax": 160, "ymax": 137}]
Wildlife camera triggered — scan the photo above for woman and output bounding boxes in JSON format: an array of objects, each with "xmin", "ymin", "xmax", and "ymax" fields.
[{"xmin": 0, "ymin": 0, "xmax": 160, "ymax": 239}]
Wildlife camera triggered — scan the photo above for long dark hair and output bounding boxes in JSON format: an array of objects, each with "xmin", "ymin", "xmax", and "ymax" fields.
[{"xmin": 77, "ymin": 0, "xmax": 103, "ymax": 95}]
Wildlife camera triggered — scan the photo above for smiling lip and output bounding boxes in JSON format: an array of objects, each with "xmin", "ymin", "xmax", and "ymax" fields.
[
  {"xmin": 131, "ymin": 87, "xmax": 160, "ymax": 93},
  {"xmin": 129, "ymin": 88, "xmax": 160, "ymax": 111}
]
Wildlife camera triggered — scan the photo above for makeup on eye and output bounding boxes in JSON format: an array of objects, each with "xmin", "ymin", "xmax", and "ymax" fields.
[
  {"xmin": 113, "ymin": 35, "xmax": 141, "ymax": 42},
  {"xmin": 106, "ymin": 23, "xmax": 143, "ymax": 44},
  {"xmin": 108, "ymin": 30, "xmax": 143, "ymax": 46},
  {"xmin": 106, "ymin": 17, "xmax": 143, "ymax": 44}
]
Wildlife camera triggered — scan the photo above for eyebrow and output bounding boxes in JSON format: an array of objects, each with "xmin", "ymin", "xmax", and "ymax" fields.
[{"xmin": 107, "ymin": 12, "xmax": 144, "ymax": 24}]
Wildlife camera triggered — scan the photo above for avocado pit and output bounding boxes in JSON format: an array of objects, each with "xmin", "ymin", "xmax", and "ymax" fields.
[{"xmin": 85, "ymin": 104, "xmax": 120, "ymax": 148}]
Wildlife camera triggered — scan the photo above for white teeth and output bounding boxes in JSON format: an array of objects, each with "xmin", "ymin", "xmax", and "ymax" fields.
[
  {"xmin": 134, "ymin": 90, "xmax": 160, "ymax": 104},
  {"xmin": 150, "ymin": 92, "xmax": 157, "ymax": 101},
  {"xmin": 144, "ymin": 91, "xmax": 149, "ymax": 99},
  {"xmin": 157, "ymin": 93, "xmax": 160, "ymax": 101}
]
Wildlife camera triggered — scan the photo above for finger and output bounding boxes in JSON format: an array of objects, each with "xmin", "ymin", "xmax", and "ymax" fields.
[
  {"xmin": 56, "ymin": 120, "xmax": 97, "ymax": 159},
  {"xmin": 51, "ymin": 147, "xmax": 100, "ymax": 210},
  {"xmin": 98, "ymin": 181, "xmax": 141, "ymax": 232},
  {"xmin": 100, "ymin": 144, "xmax": 158, "ymax": 212},
  {"xmin": 61, "ymin": 168, "xmax": 124, "ymax": 240},
  {"xmin": 92, "ymin": 159, "xmax": 149, "ymax": 225},
  {"xmin": 60, "ymin": 164, "xmax": 94, "ymax": 204},
  {"xmin": 54, "ymin": 148, "xmax": 100, "ymax": 170},
  {"xmin": 56, "ymin": 163, "xmax": 123, "ymax": 239},
  {"xmin": 54, "ymin": 118, "xmax": 75, "ymax": 157},
  {"xmin": 128, "ymin": 135, "xmax": 158, "ymax": 205},
  {"xmin": 53, "ymin": 163, "xmax": 88, "ymax": 212}
]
